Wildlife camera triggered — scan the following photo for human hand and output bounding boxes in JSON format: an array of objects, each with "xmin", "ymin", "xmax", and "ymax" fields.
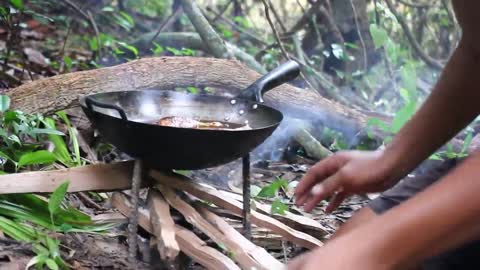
[
  {"xmin": 287, "ymin": 238, "xmax": 391, "ymax": 270},
  {"xmin": 295, "ymin": 150, "xmax": 399, "ymax": 212}
]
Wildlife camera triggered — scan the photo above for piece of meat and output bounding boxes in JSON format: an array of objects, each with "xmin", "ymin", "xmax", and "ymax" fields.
[
  {"xmin": 156, "ymin": 116, "xmax": 228, "ymax": 129},
  {"xmin": 155, "ymin": 116, "xmax": 251, "ymax": 130}
]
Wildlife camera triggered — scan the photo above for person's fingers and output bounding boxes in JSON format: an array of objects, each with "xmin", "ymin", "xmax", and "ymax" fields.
[
  {"xmin": 302, "ymin": 172, "xmax": 343, "ymax": 212},
  {"xmin": 294, "ymin": 156, "xmax": 341, "ymax": 205},
  {"xmin": 325, "ymin": 191, "xmax": 348, "ymax": 213}
]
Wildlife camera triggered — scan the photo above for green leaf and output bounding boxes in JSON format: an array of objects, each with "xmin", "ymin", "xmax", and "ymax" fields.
[
  {"xmin": 385, "ymin": 38, "xmax": 398, "ymax": 64},
  {"xmin": 89, "ymin": 37, "xmax": 98, "ymax": 51},
  {"xmin": 18, "ymin": 150, "xmax": 57, "ymax": 167},
  {"xmin": 399, "ymin": 88, "xmax": 410, "ymax": 103},
  {"xmin": 0, "ymin": 95, "xmax": 11, "ymax": 112},
  {"xmin": 166, "ymin": 47, "xmax": 182, "ymax": 56},
  {"xmin": 151, "ymin": 42, "xmax": 164, "ymax": 55},
  {"xmin": 461, "ymin": 131, "xmax": 473, "ymax": 154},
  {"xmin": 43, "ymin": 118, "xmax": 73, "ymax": 166},
  {"xmin": 401, "ymin": 62, "xmax": 417, "ymax": 95},
  {"xmin": 48, "ymin": 181, "xmax": 69, "ymax": 217},
  {"xmin": 9, "ymin": 0, "xmax": 23, "ymax": 10},
  {"xmin": 271, "ymin": 199, "xmax": 288, "ymax": 215},
  {"xmin": 26, "ymin": 255, "xmax": 48, "ymax": 270},
  {"xmin": 186, "ymin": 86, "xmax": 198, "ymax": 94},
  {"xmin": 429, "ymin": 153, "xmax": 444, "ymax": 161},
  {"xmin": 117, "ymin": 42, "xmax": 138, "ymax": 57},
  {"xmin": 31, "ymin": 128, "xmax": 65, "ymax": 136},
  {"xmin": 56, "ymin": 111, "xmax": 82, "ymax": 166},
  {"xmin": 257, "ymin": 177, "xmax": 288, "ymax": 198},
  {"xmin": 63, "ymin": 56, "xmax": 72, "ymax": 71},
  {"xmin": 366, "ymin": 118, "xmax": 391, "ymax": 133},
  {"xmin": 45, "ymin": 259, "xmax": 59, "ymax": 270},
  {"xmin": 369, "ymin": 24, "xmax": 389, "ymax": 49},
  {"xmin": 391, "ymin": 101, "xmax": 417, "ymax": 133}
]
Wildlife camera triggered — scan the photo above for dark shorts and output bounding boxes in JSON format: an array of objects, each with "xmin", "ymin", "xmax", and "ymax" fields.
[{"xmin": 368, "ymin": 158, "xmax": 480, "ymax": 270}]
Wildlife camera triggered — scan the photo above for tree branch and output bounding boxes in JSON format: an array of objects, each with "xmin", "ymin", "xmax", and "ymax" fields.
[
  {"xmin": 180, "ymin": 0, "xmax": 231, "ymax": 59},
  {"xmin": 385, "ymin": 0, "xmax": 443, "ymax": 70}
]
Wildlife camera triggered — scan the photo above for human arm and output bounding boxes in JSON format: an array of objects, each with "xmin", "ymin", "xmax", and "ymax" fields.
[
  {"xmin": 295, "ymin": 0, "xmax": 480, "ymax": 212},
  {"xmin": 290, "ymin": 150, "xmax": 480, "ymax": 270}
]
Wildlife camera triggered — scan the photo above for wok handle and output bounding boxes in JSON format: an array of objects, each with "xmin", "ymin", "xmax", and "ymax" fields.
[
  {"xmin": 236, "ymin": 60, "xmax": 300, "ymax": 103},
  {"xmin": 85, "ymin": 96, "xmax": 128, "ymax": 121}
]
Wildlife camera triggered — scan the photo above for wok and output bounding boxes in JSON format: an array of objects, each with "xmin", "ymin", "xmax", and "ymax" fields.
[{"xmin": 79, "ymin": 60, "xmax": 300, "ymax": 169}]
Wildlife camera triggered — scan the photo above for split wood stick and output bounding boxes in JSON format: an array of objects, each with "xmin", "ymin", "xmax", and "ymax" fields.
[
  {"xmin": 219, "ymin": 190, "xmax": 329, "ymax": 239},
  {"xmin": 146, "ymin": 189, "xmax": 180, "ymax": 261},
  {"xmin": 174, "ymin": 225, "xmax": 240, "ymax": 270},
  {"xmin": 157, "ymin": 185, "xmax": 261, "ymax": 270},
  {"xmin": 150, "ymin": 171, "xmax": 323, "ymax": 249},
  {"xmin": 0, "ymin": 161, "xmax": 137, "ymax": 194},
  {"xmin": 111, "ymin": 192, "xmax": 239, "ymax": 270},
  {"xmin": 195, "ymin": 202, "xmax": 285, "ymax": 270}
]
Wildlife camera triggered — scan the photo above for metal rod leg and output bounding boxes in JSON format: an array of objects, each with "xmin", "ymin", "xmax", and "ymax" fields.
[
  {"xmin": 242, "ymin": 154, "xmax": 251, "ymax": 240},
  {"xmin": 128, "ymin": 159, "xmax": 142, "ymax": 264}
]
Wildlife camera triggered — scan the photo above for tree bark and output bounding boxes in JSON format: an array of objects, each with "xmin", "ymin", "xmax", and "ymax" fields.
[{"xmin": 4, "ymin": 56, "xmax": 373, "ymax": 143}]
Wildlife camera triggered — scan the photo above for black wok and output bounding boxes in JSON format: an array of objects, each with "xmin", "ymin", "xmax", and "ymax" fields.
[{"xmin": 79, "ymin": 60, "xmax": 300, "ymax": 169}]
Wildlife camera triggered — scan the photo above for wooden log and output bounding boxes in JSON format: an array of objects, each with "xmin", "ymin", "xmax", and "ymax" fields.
[
  {"xmin": 0, "ymin": 161, "xmax": 139, "ymax": 194},
  {"xmin": 150, "ymin": 170, "xmax": 323, "ymax": 249},
  {"xmin": 5, "ymin": 56, "xmax": 374, "ymax": 142},
  {"xmin": 111, "ymin": 192, "xmax": 240, "ymax": 270},
  {"xmin": 218, "ymin": 190, "xmax": 329, "ymax": 240},
  {"xmin": 157, "ymin": 184, "xmax": 265, "ymax": 270},
  {"xmin": 146, "ymin": 189, "xmax": 180, "ymax": 262}
]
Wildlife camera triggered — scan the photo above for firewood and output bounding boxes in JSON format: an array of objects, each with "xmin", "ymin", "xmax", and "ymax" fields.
[
  {"xmin": 195, "ymin": 202, "xmax": 284, "ymax": 270},
  {"xmin": 0, "ymin": 161, "xmax": 141, "ymax": 194},
  {"xmin": 111, "ymin": 192, "xmax": 240, "ymax": 270},
  {"xmin": 157, "ymin": 184, "xmax": 266, "ymax": 270},
  {"xmin": 218, "ymin": 190, "xmax": 329, "ymax": 240},
  {"xmin": 150, "ymin": 170, "xmax": 323, "ymax": 249},
  {"xmin": 146, "ymin": 189, "xmax": 180, "ymax": 262}
]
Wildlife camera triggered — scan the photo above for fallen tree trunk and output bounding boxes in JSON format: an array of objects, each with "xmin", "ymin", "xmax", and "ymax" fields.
[{"xmin": 5, "ymin": 56, "xmax": 374, "ymax": 142}]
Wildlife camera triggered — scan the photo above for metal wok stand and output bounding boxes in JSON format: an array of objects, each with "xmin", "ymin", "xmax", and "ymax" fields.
[{"xmin": 242, "ymin": 154, "xmax": 251, "ymax": 240}]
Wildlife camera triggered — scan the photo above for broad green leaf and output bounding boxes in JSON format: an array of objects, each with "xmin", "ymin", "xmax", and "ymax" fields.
[
  {"xmin": 119, "ymin": 11, "xmax": 135, "ymax": 26},
  {"xmin": 33, "ymin": 243, "xmax": 50, "ymax": 256},
  {"xmin": 48, "ymin": 181, "xmax": 69, "ymax": 217},
  {"xmin": 369, "ymin": 24, "xmax": 389, "ymax": 49},
  {"xmin": 0, "ymin": 95, "xmax": 10, "ymax": 112},
  {"xmin": 399, "ymin": 88, "xmax": 410, "ymax": 103},
  {"xmin": 257, "ymin": 177, "xmax": 288, "ymax": 198},
  {"xmin": 9, "ymin": 0, "xmax": 23, "ymax": 10},
  {"xmin": 63, "ymin": 56, "xmax": 72, "ymax": 71},
  {"xmin": 89, "ymin": 37, "xmax": 98, "ymax": 51},
  {"xmin": 102, "ymin": 6, "xmax": 115, "ymax": 12},
  {"xmin": 391, "ymin": 101, "xmax": 417, "ymax": 133},
  {"xmin": 45, "ymin": 259, "xmax": 59, "ymax": 270},
  {"xmin": 271, "ymin": 199, "xmax": 288, "ymax": 215},
  {"xmin": 18, "ymin": 150, "xmax": 56, "ymax": 167}
]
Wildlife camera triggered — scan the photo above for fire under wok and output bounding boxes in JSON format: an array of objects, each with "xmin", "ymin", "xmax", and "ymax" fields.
[{"xmin": 79, "ymin": 60, "xmax": 300, "ymax": 169}]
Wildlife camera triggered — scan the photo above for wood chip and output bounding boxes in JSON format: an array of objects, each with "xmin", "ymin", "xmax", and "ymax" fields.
[
  {"xmin": 150, "ymin": 170, "xmax": 323, "ymax": 249},
  {"xmin": 146, "ymin": 189, "xmax": 180, "ymax": 261}
]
